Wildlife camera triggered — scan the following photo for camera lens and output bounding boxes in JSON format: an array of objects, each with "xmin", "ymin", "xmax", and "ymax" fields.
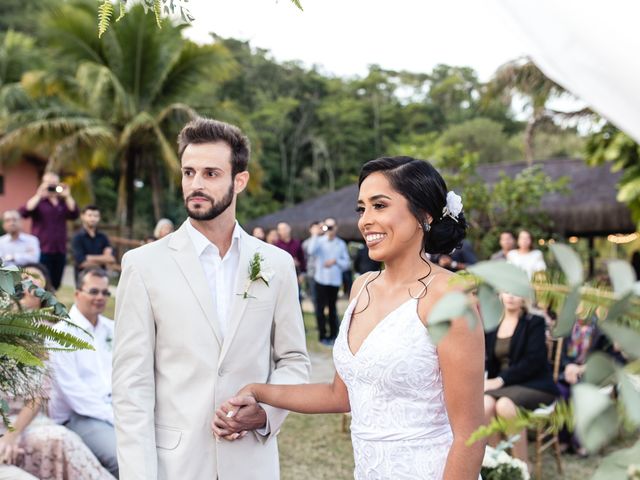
[{"xmin": 47, "ymin": 185, "xmax": 57, "ymax": 193}]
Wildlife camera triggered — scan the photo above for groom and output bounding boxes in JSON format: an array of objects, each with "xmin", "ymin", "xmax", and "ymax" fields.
[{"xmin": 112, "ymin": 118, "xmax": 310, "ymax": 479}]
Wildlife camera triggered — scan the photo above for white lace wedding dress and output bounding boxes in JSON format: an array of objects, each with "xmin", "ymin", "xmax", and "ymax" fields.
[{"xmin": 333, "ymin": 277, "xmax": 457, "ymax": 479}]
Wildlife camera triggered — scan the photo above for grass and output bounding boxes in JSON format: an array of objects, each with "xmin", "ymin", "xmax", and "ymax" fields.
[{"xmin": 52, "ymin": 287, "xmax": 637, "ymax": 479}]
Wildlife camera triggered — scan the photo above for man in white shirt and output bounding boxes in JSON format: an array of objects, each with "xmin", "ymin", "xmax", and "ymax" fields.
[
  {"xmin": 48, "ymin": 267, "xmax": 118, "ymax": 478},
  {"xmin": 0, "ymin": 210, "xmax": 40, "ymax": 267},
  {"xmin": 112, "ymin": 118, "xmax": 309, "ymax": 480}
]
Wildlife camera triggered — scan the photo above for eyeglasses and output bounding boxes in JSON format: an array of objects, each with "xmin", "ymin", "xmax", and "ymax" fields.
[{"xmin": 80, "ymin": 288, "xmax": 111, "ymax": 297}]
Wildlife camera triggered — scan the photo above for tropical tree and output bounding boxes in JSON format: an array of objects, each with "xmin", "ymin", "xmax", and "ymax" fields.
[
  {"xmin": 0, "ymin": 0, "xmax": 234, "ymax": 235},
  {"xmin": 486, "ymin": 58, "xmax": 572, "ymax": 164}
]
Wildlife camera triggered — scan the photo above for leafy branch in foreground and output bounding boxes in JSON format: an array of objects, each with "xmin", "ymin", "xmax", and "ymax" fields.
[
  {"xmin": 96, "ymin": 0, "xmax": 304, "ymax": 37},
  {"xmin": 0, "ymin": 264, "xmax": 93, "ymax": 427},
  {"xmin": 428, "ymin": 244, "xmax": 640, "ymax": 478}
]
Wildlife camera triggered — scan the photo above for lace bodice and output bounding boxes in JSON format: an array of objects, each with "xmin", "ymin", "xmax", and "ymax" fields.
[{"xmin": 332, "ymin": 279, "xmax": 454, "ymax": 479}]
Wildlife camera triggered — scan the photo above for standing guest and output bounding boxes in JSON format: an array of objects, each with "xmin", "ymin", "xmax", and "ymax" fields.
[
  {"xmin": 71, "ymin": 206, "xmax": 117, "ymax": 284},
  {"xmin": 0, "ymin": 210, "xmax": 40, "ymax": 267},
  {"xmin": 251, "ymin": 226, "xmax": 266, "ymax": 241},
  {"xmin": 275, "ymin": 222, "xmax": 306, "ymax": 288},
  {"xmin": 484, "ymin": 293, "xmax": 558, "ymax": 465},
  {"xmin": 491, "ymin": 231, "xmax": 516, "ymax": 260},
  {"xmin": 48, "ymin": 268, "xmax": 118, "ymax": 478},
  {"xmin": 0, "ymin": 263, "xmax": 115, "ymax": 480},
  {"xmin": 19, "ymin": 172, "xmax": 79, "ymax": 290},
  {"xmin": 307, "ymin": 218, "xmax": 351, "ymax": 345},
  {"xmin": 265, "ymin": 229, "xmax": 279, "ymax": 245},
  {"xmin": 302, "ymin": 221, "xmax": 322, "ymax": 311},
  {"xmin": 112, "ymin": 118, "xmax": 309, "ymax": 479},
  {"xmin": 507, "ymin": 230, "xmax": 546, "ymax": 279},
  {"xmin": 153, "ymin": 218, "xmax": 174, "ymax": 240}
]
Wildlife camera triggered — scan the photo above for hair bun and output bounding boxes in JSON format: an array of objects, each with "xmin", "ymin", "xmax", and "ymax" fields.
[{"xmin": 424, "ymin": 212, "xmax": 467, "ymax": 255}]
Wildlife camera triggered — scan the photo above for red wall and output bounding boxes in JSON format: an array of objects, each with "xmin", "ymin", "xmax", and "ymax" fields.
[{"xmin": 0, "ymin": 160, "xmax": 41, "ymax": 232}]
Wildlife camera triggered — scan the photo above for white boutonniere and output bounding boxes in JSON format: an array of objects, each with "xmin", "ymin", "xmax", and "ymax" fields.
[{"xmin": 239, "ymin": 252, "xmax": 274, "ymax": 299}]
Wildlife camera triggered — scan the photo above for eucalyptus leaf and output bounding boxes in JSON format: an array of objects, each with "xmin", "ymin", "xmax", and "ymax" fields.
[
  {"xmin": 608, "ymin": 259, "xmax": 637, "ymax": 296},
  {"xmin": 604, "ymin": 293, "xmax": 633, "ymax": 323},
  {"xmin": 550, "ymin": 243, "xmax": 584, "ymax": 286},
  {"xmin": 428, "ymin": 291, "xmax": 470, "ymax": 344},
  {"xmin": 477, "ymin": 284, "xmax": 503, "ymax": 331},
  {"xmin": 573, "ymin": 383, "xmax": 619, "ymax": 452},
  {"xmin": 591, "ymin": 439, "xmax": 640, "ymax": 479},
  {"xmin": 599, "ymin": 322, "xmax": 640, "ymax": 359},
  {"xmin": 467, "ymin": 260, "xmax": 533, "ymax": 299},
  {"xmin": 583, "ymin": 352, "xmax": 619, "ymax": 386},
  {"xmin": 617, "ymin": 372, "xmax": 640, "ymax": 425},
  {"xmin": 553, "ymin": 286, "xmax": 581, "ymax": 337}
]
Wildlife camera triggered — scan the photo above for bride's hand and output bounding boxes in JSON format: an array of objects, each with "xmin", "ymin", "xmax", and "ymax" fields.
[{"xmin": 211, "ymin": 385, "xmax": 258, "ymax": 441}]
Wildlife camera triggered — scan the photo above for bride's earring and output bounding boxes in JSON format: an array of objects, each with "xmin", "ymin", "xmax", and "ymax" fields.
[{"xmin": 422, "ymin": 221, "xmax": 431, "ymax": 233}]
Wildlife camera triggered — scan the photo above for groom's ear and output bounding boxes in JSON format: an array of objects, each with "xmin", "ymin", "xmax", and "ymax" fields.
[{"xmin": 233, "ymin": 171, "xmax": 250, "ymax": 194}]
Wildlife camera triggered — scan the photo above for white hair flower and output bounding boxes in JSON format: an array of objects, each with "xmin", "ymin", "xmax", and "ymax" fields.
[{"xmin": 441, "ymin": 191, "xmax": 463, "ymax": 222}]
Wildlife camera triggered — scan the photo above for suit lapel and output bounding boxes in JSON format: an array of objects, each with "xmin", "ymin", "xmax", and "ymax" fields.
[
  {"xmin": 168, "ymin": 222, "xmax": 223, "ymax": 346},
  {"xmin": 218, "ymin": 231, "xmax": 253, "ymax": 365}
]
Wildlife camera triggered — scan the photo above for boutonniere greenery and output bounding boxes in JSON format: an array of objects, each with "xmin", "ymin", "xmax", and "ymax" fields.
[{"xmin": 239, "ymin": 252, "xmax": 275, "ymax": 299}]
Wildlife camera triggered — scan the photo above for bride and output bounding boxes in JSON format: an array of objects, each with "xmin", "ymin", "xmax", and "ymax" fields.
[{"xmin": 214, "ymin": 156, "xmax": 485, "ymax": 479}]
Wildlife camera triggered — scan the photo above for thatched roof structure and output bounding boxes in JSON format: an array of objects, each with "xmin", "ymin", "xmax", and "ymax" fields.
[{"xmin": 247, "ymin": 158, "xmax": 635, "ymax": 241}]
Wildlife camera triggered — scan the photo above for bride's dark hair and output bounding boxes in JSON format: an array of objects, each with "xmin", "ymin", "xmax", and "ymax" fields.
[{"xmin": 358, "ymin": 156, "xmax": 467, "ymax": 255}]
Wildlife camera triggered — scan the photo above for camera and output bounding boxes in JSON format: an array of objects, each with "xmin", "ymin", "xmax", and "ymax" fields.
[
  {"xmin": 47, "ymin": 184, "xmax": 64, "ymax": 194},
  {"xmin": 322, "ymin": 225, "xmax": 334, "ymax": 232}
]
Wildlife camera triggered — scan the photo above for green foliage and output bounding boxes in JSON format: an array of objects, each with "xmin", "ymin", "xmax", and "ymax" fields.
[
  {"xmin": 0, "ymin": 265, "xmax": 93, "ymax": 427},
  {"xmin": 98, "ymin": 0, "xmax": 114, "ymax": 38},
  {"xmin": 586, "ymin": 123, "xmax": 640, "ymax": 230},
  {"xmin": 438, "ymin": 118, "xmax": 520, "ymax": 164},
  {"xmin": 431, "ymin": 245, "xmax": 640, "ymax": 477}
]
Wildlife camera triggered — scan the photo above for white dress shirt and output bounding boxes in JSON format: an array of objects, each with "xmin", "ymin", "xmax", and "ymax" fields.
[
  {"xmin": 48, "ymin": 305, "xmax": 115, "ymax": 425},
  {"xmin": 0, "ymin": 233, "xmax": 40, "ymax": 266},
  {"xmin": 186, "ymin": 220, "xmax": 241, "ymax": 341}
]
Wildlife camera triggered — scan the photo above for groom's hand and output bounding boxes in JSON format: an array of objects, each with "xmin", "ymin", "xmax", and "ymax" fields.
[{"xmin": 212, "ymin": 395, "xmax": 267, "ymax": 440}]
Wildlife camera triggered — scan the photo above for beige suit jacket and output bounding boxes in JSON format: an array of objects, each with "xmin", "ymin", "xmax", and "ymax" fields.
[{"xmin": 112, "ymin": 222, "xmax": 310, "ymax": 480}]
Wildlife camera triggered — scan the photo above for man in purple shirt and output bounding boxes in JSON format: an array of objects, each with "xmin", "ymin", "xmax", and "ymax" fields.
[
  {"xmin": 275, "ymin": 222, "xmax": 306, "ymax": 298},
  {"xmin": 19, "ymin": 172, "xmax": 79, "ymax": 290}
]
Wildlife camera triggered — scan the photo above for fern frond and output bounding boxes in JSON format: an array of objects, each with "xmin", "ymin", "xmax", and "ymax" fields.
[
  {"xmin": 116, "ymin": 0, "xmax": 127, "ymax": 22},
  {"xmin": 153, "ymin": 0, "xmax": 163, "ymax": 29},
  {"xmin": 290, "ymin": 0, "xmax": 304, "ymax": 11},
  {"xmin": 98, "ymin": 0, "xmax": 115, "ymax": 38},
  {"xmin": 0, "ymin": 342, "xmax": 43, "ymax": 367}
]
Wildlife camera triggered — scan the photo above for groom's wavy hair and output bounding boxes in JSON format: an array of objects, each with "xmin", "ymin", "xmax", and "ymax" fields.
[{"xmin": 177, "ymin": 117, "xmax": 251, "ymax": 177}]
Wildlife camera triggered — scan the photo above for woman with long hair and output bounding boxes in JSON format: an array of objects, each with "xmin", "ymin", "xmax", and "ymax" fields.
[{"xmin": 214, "ymin": 156, "xmax": 485, "ymax": 479}]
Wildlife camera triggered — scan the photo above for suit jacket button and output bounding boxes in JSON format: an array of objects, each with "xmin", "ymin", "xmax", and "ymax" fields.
[{"xmin": 218, "ymin": 367, "xmax": 226, "ymax": 376}]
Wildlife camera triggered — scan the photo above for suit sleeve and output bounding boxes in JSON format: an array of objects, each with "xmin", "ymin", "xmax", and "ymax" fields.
[
  {"xmin": 499, "ymin": 316, "xmax": 549, "ymax": 386},
  {"xmin": 257, "ymin": 255, "xmax": 310, "ymax": 442},
  {"xmin": 112, "ymin": 253, "xmax": 158, "ymax": 479}
]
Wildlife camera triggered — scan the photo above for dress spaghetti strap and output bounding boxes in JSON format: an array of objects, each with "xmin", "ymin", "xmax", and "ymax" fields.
[{"xmin": 411, "ymin": 273, "xmax": 438, "ymax": 299}]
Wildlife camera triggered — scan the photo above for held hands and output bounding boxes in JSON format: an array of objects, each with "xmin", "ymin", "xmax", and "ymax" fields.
[{"xmin": 211, "ymin": 389, "xmax": 266, "ymax": 442}]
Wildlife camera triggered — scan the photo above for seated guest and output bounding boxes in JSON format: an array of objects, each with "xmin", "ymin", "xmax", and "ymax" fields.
[
  {"xmin": 0, "ymin": 210, "xmax": 40, "ymax": 267},
  {"xmin": 71, "ymin": 206, "xmax": 117, "ymax": 284},
  {"xmin": 557, "ymin": 312, "xmax": 626, "ymax": 454},
  {"xmin": 484, "ymin": 293, "xmax": 558, "ymax": 465},
  {"xmin": 153, "ymin": 218, "xmax": 174, "ymax": 240},
  {"xmin": 0, "ymin": 263, "xmax": 114, "ymax": 480},
  {"xmin": 48, "ymin": 267, "xmax": 118, "ymax": 478}
]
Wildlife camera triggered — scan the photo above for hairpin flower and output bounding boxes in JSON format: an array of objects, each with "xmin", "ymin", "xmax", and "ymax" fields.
[{"xmin": 442, "ymin": 191, "xmax": 463, "ymax": 222}]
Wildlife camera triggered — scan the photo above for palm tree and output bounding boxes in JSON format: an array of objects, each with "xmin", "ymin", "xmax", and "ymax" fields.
[
  {"xmin": 0, "ymin": 0, "xmax": 234, "ymax": 236},
  {"xmin": 486, "ymin": 58, "xmax": 569, "ymax": 165}
]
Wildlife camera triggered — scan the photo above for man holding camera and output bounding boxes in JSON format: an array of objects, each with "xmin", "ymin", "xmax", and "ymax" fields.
[
  {"xmin": 307, "ymin": 217, "xmax": 350, "ymax": 345},
  {"xmin": 19, "ymin": 172, "xmax": 78, "ymax": 290}
]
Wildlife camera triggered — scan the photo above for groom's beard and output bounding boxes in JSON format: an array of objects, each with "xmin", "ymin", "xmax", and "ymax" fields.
[{"xmin": 185, "ymin": 183, "xmax": 234, "ymax": 221}]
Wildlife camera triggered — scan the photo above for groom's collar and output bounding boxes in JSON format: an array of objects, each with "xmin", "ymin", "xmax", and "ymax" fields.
[{"xmin": 185, "ymin": 219, "xmax": 242, "ymax": 257}]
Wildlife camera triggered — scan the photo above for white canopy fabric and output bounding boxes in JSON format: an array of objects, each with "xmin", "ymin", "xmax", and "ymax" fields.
[{"xmin": 493, "ymin": 0, "xmax": 640, "ymax": 142}]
